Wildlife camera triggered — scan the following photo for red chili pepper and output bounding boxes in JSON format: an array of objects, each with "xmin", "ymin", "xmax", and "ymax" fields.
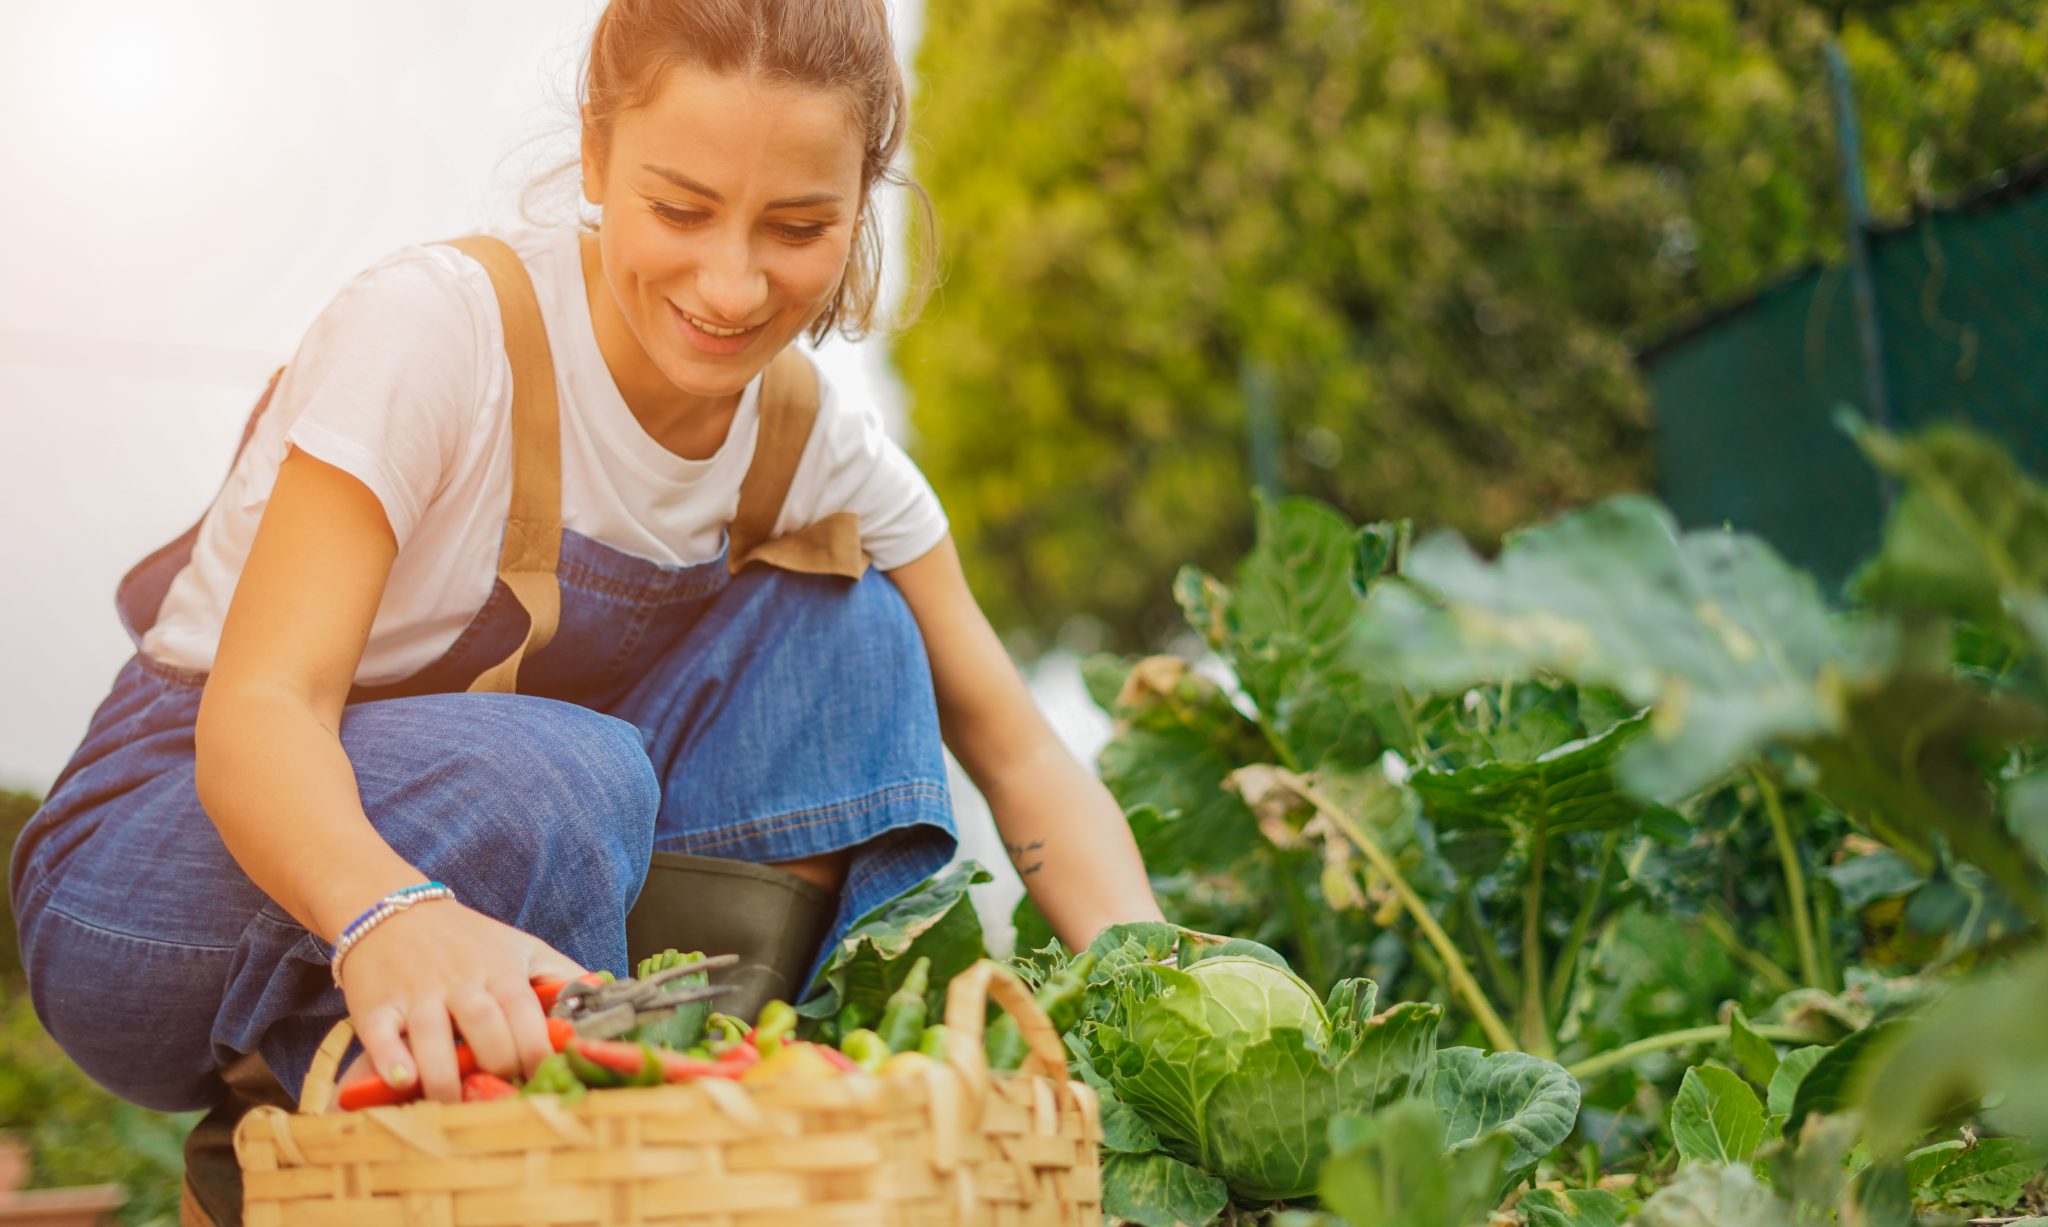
[
  {"xmin": 653, "ymin": 1051, "xmax": 748, "ymax": 1082},
  {"xmin": 462, "ymin": 1071, "xmax": 519, "ymax": 1102},
  {"xmin": 338, "ymin": 1006, "xmax": 581, "ymax": 1109},
  {"xmin": 531, "ymin": 971, "xmax": 608, "ymax": 1014},
  {"xmin": 568, "ymin": 1037, "xmax": 650, "ymax": 1078},
  {"xmin": 815, "ymin": 1044, "xmax": 858, "ymax": 1073},
  {"xmin": 716, "ymin": 1042, "xmax": 762, "ymax": 1071}
]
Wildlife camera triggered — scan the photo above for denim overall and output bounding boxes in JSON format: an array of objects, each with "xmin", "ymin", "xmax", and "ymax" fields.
[{"xmin": 7, "ymin": 236, "xmax": 958, "ymax": 1114}]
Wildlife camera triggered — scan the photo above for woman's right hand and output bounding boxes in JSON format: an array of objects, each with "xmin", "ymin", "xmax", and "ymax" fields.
[{"xmin": 336, "ymin": 899, "xmax": 587, "ymax": 1102}]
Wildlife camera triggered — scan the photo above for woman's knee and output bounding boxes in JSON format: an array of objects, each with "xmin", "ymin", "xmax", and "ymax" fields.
[
  {"xmin": 342, "ymin": 694, "xmax": 660, "ymax": 860},
  {"xmin": 738, "ymin": 566, "xmax": 930, "ymax": 675}
]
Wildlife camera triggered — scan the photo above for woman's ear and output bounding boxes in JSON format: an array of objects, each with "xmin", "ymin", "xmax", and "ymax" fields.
[{"xmin": 579, "ymin": 117, "xmax": 607, "ymax": 208}]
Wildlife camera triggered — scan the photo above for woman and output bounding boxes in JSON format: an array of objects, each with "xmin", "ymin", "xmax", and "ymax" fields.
[{"xmin": 8, "ymin": 0, "xmax": 1162, "ymax": 1132}]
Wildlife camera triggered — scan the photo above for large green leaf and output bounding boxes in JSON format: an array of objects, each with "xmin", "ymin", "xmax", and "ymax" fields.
[
  {"xmin": 1431, "ymin": 1047, "xmax": 1580, "ymax": 1190},
  {"xmin": 1907, "ymin": 1136, "xmax": 2046, "ymax": 1213},
  {"xmin": 796, "ymin": 860, "xmax": 992, "ymax": 1025},
  {"xmin": 1670, "ymin": 1065, "xmax": 1767, "ymax": 1165},
  {"xmin": 1517, "ymin": 1189, "xmax": 1630, "ymax": 1227},
  {"xmin": 1849, "ymin": 419, "xmax": 2048, "ymax": 660},
  {"xmin": 1766, "ymin": 1046, "xmax": 1830, "ymax": 1132},
  {"xmin": 1316, "ymin": 1100, "xmax": 1510, "ymax": 1227},
  {"xmin": 1857, "ymin": 949, "xmax": 2048, "ymax": 1154},
  {"xmin": 1364, "ymin": 493, "xmax": 2048, "ymax": 912},
  {"xmin": 1193, "ymin": 494, "xmax": 1409, "ymax": 770},
  {"xmin": 1634, "ymin": 1164, "xmax": 1797, "ymax": 1227},
  {"xmin": 1365, "ymin": 495, "xmax": 1850, "ymax": 802},
  {"xmin": 1409, "ymin": 713, "xmax": 1669, "ymax": 878},
  {"xmin": 1091, "ymin": 654, "xmax": 1272, "ymax": 874},
  {"xmin": 1801, "ymin": 670, "xmax": 2048, "ymax": 915},
  {"xmin": 1101, "ymin": 1151, "xmax": 1230, "ymax": 1227},
  {"xmin": 1787, "ymin": 1023, "xmax": 1902, "ymax": 1137},
  {"xmin": 1729, "ymin": 1005, "xmax": 1780, "ymax": 1091}
]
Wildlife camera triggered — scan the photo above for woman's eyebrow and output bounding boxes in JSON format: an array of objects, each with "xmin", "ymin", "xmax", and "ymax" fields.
[{"xmin": 640, "ymin": 163, "xmax": 845, "ymax": 210}]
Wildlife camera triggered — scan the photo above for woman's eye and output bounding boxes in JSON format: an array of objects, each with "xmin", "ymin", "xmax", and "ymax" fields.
[
  {"xmin": 650, "ymin": 202, "xmax": 706, "ymax": 226},
  {"xmin": 773, "ymin": 224, "xmax": 829, "ymax": 242}
]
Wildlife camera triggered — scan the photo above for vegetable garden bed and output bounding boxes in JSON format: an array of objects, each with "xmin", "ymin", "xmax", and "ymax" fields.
[{"xmin": 782, "ymin": 417, "xmax": 2048, "ymax": 1226}]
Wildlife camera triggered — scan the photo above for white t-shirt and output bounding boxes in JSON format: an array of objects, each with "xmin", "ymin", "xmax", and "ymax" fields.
[{"xmin": 141, "ymin": 225, "xmax": 950, "ymax": 686}]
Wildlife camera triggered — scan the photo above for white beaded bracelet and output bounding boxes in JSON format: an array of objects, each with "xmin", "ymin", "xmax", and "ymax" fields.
[{"xmin": 329, "ymin": 884, "xmax": 456, "ymax": 988}]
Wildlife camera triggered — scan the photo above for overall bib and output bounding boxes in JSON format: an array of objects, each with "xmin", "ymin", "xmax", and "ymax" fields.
[{"xmin": 7, "ymin": 236, "xmax": 960, "ymax": 1126}]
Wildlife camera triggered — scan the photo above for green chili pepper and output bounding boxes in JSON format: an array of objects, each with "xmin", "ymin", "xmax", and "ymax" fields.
[
  {"xmin": 753, "ymin": 1000, "xmax": 798, "ymax": 1051},
  {"xmin": 917, "ymin": 1023, "xmax": 953, "ymax": 1060},
  {"xmin": 839, "ymin": 1028, "xmax": 889, "ymax": 1072},
  {"xmin": 522, "ymin": 1052, "xmax": 587, "ymax": 1103},
  {"xmin": 837, "ymin": 1000, "xmax": 873, "ymax": 1037},
  {"xmin": 564, "ymin": 1044, "xmax": 622, "ymax": 1088},
  {"xmin": 629, "ymin": 1041, "xmax": 666, "ymax": 1087},
  {"xmin": 877, "ymin": 957, "xmax": 931, "ymax": 1054}
]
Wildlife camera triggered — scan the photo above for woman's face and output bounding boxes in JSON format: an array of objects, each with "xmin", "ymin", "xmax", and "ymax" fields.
[{"xmin": 581, "ymin": 62, "xmax": 864, "ymax": 410}]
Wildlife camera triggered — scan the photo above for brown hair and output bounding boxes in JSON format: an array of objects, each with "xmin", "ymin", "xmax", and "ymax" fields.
[{"xmin": 523, "ymin": 0, "xmax": 938, "ymax": 343}]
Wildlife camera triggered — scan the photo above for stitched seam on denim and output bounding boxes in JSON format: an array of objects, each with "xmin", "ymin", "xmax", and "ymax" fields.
[
  {"xmin": 674, "ymin": 781, "xmax": 952, "ymax": 854},
  {"xmin": 42, "ymin": 899, "xmax": 241, "ymax": 954},
  {"xmin": 597, "ymin": 601, "xmax": 659, "ymax": 680},
  {"xmin": 136, "ymin": 653, "xmax": 208, "ymax": 689},
  {"xmin": 558, "ymin": 561, "xmax": 726, "ymax": 605}
]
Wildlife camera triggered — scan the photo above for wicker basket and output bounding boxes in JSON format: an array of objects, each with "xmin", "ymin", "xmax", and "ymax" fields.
[{"xmin": 232, "ymin": 961, "xmax": 1101, "ymax": 1226}]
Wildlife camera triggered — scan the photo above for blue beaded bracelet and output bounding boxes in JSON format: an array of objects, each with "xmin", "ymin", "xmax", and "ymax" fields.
[{"xmin": 330, "ymin": 882, "xmax": 456, "ymax": 988}]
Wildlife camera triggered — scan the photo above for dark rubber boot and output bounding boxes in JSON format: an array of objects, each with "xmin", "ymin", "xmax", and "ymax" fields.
[
  {"xmin": 179, "ymin": 1052, "xmax": 293, "ymax": 1227},
  {"xmin": 624, "ymin": 852, "xmax": 837, "ymax": 1022}
]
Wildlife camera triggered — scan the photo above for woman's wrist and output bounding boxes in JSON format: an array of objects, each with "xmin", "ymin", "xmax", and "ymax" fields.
[
  {"xmin": 330, "ymin": 882, "xmax": 457, "ymax": 987},
  {"xmin": 307, "ymin": 860, "xmax": 444, "ymax": 946}
]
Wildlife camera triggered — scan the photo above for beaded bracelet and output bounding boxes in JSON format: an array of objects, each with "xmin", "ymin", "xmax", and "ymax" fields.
[{"xmin": 329, "ymin": 882, "xmax": 455, "ymax": 988}]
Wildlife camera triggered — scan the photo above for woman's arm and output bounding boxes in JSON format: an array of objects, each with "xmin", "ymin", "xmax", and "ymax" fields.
[
  {"xmin": 196, "ymin": 446, "xmax": 580, "ymax": 1100},
  {"xmin": 887, "ymin": 534, "xmax": 1164, "ymax": 950}
]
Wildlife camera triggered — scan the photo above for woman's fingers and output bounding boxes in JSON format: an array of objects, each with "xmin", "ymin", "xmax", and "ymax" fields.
[
  {"xmin": 524, "ymin": 937, "xmax": 586, "ymax": 984},
  {"xmin": 492, "ymin": 978, "xmax": 556, "ymax": 1078},
  {"xmin": 447, "ymin": 986, "xmax": 520, "ymax": 1082},
  {"xmin": 353, "ymin": 1002, "xmax": 417, "ymax": 1092},
  {"xmin": 405, "ymin": 1000, "xmax": 462, "ymax": 1103}
]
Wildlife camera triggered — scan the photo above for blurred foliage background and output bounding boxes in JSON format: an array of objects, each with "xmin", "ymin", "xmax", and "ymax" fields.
[{"xmin": 898, "ymin": 0, "xmax": 2048, "ymax": 647}]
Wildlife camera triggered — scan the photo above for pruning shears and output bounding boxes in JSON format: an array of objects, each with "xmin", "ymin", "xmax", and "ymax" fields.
[
  {"xmin": 334, "ymin": 953, "xmax": 740, "ymax": 1109},
  {"xmin": 542, "ymin": 953, "xmax": 738, "ymax": 1040}
]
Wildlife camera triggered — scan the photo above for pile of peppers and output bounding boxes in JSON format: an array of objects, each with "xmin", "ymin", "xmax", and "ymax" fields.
[{"xmin": 344, "ymin": 949, "xmax": 1097, "ymax": 1109}]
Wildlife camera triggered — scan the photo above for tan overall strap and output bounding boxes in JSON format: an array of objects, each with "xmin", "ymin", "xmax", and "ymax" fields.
[
  {"xmin": 438, "ymin": 236, "xmax": 563, "ymax": 695},
  {"xmin": 728, "ymin": 349, "xmax": 870, "ymax": 578}
]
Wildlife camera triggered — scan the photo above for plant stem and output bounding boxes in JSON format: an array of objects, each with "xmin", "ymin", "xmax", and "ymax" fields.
[
  {"xmin": 1274, "ymin": 850, "xmax": 1331, "ymax": 990},
  {"xmin": 1463, "ymin": 888, "xmax": 1518, "ymax": 1007},
  {"xmin": 1295, "ymin": 777, "xmax": 1518, "ymax": 1052},
  {"xmin": 1566, "ymin": 1022, "xmax": 1828, "ymax": 1082},
  {"xmin": 1520, "ymin": 819, "xmax": 1555, "ymax": 1058},
  {"xmin": 1754, "ymin": 768, "xmax": 1824, "ymax": 989},
  {"xmin": 1697, "ymin": 907, "xmax": 1798, "ymax": 996},
  {"xmin": 1547, "ymin": 829, "xmax": 1621, "ymax": 1025}
]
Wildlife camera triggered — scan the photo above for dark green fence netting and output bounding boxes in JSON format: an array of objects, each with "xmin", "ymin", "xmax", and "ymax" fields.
[{"xmin": 1642, "ymin": 158, "xmax": 2047, "ymax": 595}]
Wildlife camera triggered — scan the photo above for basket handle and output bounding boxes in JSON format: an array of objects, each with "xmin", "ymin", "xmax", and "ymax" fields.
[
  {"xmin": 940, "ymin": 959, "xmax": 1071, "ymax": 1084},
  {"xmin": 297, "ymin": 1017, "xmax": 359, "ymax": 1115}
]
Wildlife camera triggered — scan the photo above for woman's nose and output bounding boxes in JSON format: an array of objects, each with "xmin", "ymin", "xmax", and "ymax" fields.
[{"xmin": 696, "ymin": 236, "xmax": 768, "ymax": 324}]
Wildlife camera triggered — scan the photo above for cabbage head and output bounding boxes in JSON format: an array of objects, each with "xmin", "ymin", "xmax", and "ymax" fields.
[{"xmin": 1091, "ymin": 956, "xmax": 1441, "ymax": 1201}]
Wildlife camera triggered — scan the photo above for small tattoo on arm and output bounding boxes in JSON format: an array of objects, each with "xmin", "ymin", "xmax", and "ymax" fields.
[{"xmin": 1004, "ymin": 839, "xmax": 1047, "ymax": 877}]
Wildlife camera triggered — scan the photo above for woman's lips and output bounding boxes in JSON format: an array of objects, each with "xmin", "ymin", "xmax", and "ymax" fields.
[{"xmin": 671, "ymin": 303, "xmax": 762, "ymax": 356}]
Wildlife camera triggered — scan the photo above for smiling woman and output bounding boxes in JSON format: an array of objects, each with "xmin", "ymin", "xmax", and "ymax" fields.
[{"xmin": 6, "ymin": 2, "xmax": 1164, "ymax": 1223}]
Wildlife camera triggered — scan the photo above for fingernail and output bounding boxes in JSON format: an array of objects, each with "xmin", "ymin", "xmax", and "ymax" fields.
[{"xmin": 387, "ymin": 1065, "xmax": 413, "ymax": 1086}]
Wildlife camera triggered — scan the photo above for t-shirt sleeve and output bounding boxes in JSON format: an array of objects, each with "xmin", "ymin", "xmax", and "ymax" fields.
[
  {"xmin": 271, "ymin": 248, "xmax": 486, "ymax": 546},
  {"xmin": 778, "ymin": 371, "xmax": 951, "ymax": 571}
]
